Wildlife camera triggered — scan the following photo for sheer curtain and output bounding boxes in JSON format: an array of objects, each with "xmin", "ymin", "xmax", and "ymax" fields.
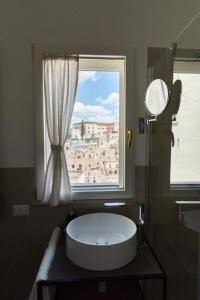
[{"xmin": 43, "ymin": 56, "xmax": 79, "ymax": 205}]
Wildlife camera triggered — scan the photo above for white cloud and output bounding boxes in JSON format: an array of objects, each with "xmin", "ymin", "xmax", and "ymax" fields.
[
  {"xmin": 96, "ymin": 92, "xmax": 119, "ymax": 108},
  {"xmin": 74, "ymin": 101, "xmax": 111, "ymax": 117},
  {"xmin": 78, "ymin": 71, "xmax": 99, "ymax": 84},
  {"xmin": 71, "ymin": 101, "xmax": 116, "ymax": 124}
]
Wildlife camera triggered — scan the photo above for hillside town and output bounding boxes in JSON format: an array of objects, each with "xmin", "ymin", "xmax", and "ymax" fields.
[{"xmin": 65, "ymin": 121, "xmax": 119, "ymax": 184}]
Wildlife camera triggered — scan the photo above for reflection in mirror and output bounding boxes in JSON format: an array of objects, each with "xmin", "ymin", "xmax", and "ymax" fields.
[{"xmin": 145, "ymin": 79, "xmax": 169, "ymax": 117}]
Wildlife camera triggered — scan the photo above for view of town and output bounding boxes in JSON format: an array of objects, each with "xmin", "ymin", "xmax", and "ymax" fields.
[
  {"xmin": 65, "ymin": 120, "xmax": 119, "ymax": 185},
  {"xmin": 64, "ymin": 67, "xmax": 120, "ymax": 186},
  {"xmin": 63, "ymin": 66, "xmax": 121, "ymax": 185}
]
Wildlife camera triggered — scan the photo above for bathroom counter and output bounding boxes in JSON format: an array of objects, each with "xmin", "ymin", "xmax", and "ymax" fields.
[{"xmin": 37, "ymin": 233, "xmax": 166, "ymax": 300}]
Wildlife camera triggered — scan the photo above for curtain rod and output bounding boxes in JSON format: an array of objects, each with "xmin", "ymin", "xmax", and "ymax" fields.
[
  {"xmin": 43, "ymin": 54, "xmax": 125, "ymax": 60},
  {"xmin": 43, "ymin": 53, "xmax": 79, "ymax": 60}
]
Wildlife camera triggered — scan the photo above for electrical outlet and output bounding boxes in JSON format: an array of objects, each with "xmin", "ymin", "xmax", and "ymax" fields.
[{"xmin": 12, "ymin": 205, "xmax": 30, "ymax": 216}]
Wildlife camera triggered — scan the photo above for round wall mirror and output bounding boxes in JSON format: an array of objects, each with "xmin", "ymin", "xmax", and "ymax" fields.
[{"xmin": 145, "ymin": 79, "xmax": 169, "ymax": 117}]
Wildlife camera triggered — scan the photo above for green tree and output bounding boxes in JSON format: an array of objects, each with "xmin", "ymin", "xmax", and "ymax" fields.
[{"xmin": 81, "ymin": 120, "xmax": 85, "ymax": 140}]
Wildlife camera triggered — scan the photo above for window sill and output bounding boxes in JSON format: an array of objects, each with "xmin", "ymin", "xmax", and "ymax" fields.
[
  {"xmin": 71, "ymin": 188, "xmax": 134, "ymax": 201},
  {"xmin": 170, "ymin": 184, "xmax": 200, "ymax": 191},
  {"xmin": 162, "ymin": 184, "xmax": 200, "ymax": 199},
  {"xmin": 32, "ymin": 194, "xmax": 137, "ymax": 206}
]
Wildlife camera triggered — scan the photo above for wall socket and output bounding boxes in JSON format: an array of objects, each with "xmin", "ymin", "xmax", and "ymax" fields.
[{"xmin": 12, "ymin": 205, "xmax": 30, "ymax": 216}]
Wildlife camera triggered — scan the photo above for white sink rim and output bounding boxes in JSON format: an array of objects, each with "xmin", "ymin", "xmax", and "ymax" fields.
[
  {"xmin": 66, "ymin": 212, "xmax": 137, "ymax": 246},
  {"xmin": 66, "ymin": 212, "xmax": 137, "ymax": 271}
]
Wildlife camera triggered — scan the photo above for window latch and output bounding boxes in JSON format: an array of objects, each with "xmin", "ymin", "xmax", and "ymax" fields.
[{"xmin": 127, "ymin": 128, "xmax": 133, "ymax": 148}]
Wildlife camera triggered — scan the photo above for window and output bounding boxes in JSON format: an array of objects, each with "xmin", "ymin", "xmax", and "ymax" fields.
[
  {"xmin": 34, "ymin": 46, "xmax": 135, "ymax": 201},
  {"xmin": 170, "ymin": 61, "xmax": 200, "ymax": 187},
  {"xmin": 65, "ymin": 58, "xmax": 123, "ymax": 187}
]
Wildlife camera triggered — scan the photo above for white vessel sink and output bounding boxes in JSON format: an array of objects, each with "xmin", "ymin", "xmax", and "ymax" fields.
[
  {"xmin": 184, "ymin": 210, "xmax": 200, "ymax": 233},
  {"xmin": 66, "ymin": 213, "xmax": 137, "ymax": 271}
]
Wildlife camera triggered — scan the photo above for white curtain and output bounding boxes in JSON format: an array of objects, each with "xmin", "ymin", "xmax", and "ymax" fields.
[{"xmin": 43, "ymin": 56, "xmax": 79, "ymax": 205}]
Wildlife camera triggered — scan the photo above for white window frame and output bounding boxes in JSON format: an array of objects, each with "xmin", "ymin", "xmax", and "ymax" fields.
[
  {"xmin": 33, "ymin": 45, "xmax": 135, "ymax": 202},
  {"xmin": 70, "ymin": 57, "xmax": 125, "ymax": 191},
  {"xmin": 164, "ymin": 60, "xmax": 200, "ymax": 198},
  {"xmin": 170, "ymin": 61, "xmax": 200, "ymax": 190}
]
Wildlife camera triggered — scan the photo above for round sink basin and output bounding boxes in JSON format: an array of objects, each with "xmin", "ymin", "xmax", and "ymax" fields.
[{"xmin": 66, "ymin": 213, "xmax": 137, "ymax": 271}]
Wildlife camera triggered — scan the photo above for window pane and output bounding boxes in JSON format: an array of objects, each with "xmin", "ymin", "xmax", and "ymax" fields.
[
  {"xmin": 170, "ymin": 72, "xmax": 200, "ymax": 184},
  {"xmin": 65, "ymin": 70, "xmax": 120, "ymax": 186}
]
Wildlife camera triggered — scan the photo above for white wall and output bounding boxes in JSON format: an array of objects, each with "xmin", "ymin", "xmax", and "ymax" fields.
[{"xmin": 0, "ymin": 0, "xmax": 199, "ymax": 167}]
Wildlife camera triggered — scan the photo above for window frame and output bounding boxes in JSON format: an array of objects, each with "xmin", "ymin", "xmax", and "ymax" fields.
[
  {"xmin": 68, "ymin": 57, "xmax": 125, "ymax": 190},
  {"xmin": 33, "ymin": 45, "xmax": 135, "ymax": 202},
  {"xmin": 161, "ymin": 59, "xmax": 200, "ymax": 198},
  {"xmin": 170, "ymin": 61, "xmax": 200, "ymax": 191}
]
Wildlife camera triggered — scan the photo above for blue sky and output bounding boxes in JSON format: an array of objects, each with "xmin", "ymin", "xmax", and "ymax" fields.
[{"xmin": 71, "ymin": 71, "xmax": 119, "ymax": 124}]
